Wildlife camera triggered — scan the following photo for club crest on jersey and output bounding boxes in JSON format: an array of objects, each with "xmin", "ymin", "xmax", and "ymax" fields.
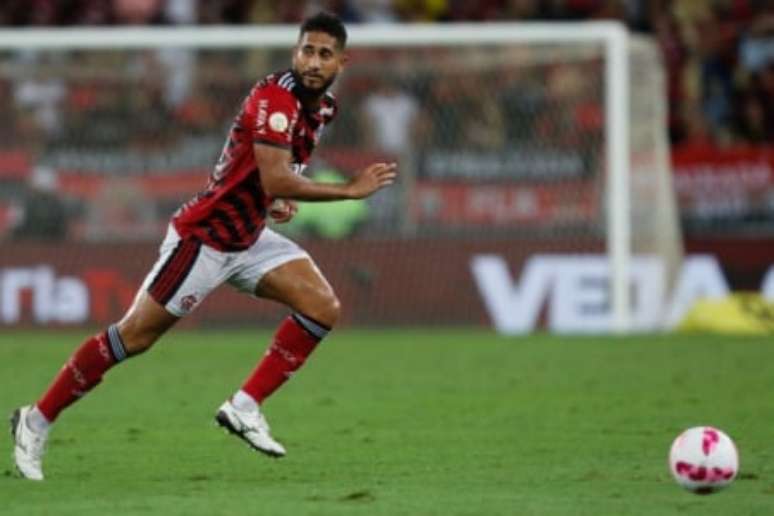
[{"xmin": 269, "ymin": 112, "xmax": 289, "ymax": 132}]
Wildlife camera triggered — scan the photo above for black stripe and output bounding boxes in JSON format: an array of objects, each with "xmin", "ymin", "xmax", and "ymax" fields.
[
  {"xmin": 148, "ymin": 239, "xmax": 184, "ymax": 293},
  {"xmin": 205, "ymin": 222, "xmax": 245, "ymax": 251},
  {"xmin": 291, "ymin": 314, "xmax": 328, "ymax": 341},
  {"xmin": 199, "ymin": 222, "xmax": 228, "ymax": 249},
  {"xmin": 293, "ymin": 312, "xmax": 332, "ymax": 332},
  {"xmin": 224, "ymin": 191, "xmax": 257, "ymax": 235},
  {"xmin": 218, "ymin": 242, "xmax": 250, "ymax": 252},
  {"xmin": 212, "ymin": 209, "xmax": 242, "ymax": 243},
  {"xmin": 244, "ymin": 178, "xmax": 268, "ymax": 218},
  {"xmin": 158, "ymin": 240, "xmax": 202, "ymax": 305},
  {"xmin": 206, "ymin": 228, "xmax": 249, "ymax": 251},
  {"xmin": 151, "ymin": 239, "xmax": 194, "ymax": 303}
]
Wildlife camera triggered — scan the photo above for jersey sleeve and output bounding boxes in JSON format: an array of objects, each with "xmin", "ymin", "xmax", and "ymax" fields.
[{"xmin": 249, "ymin": 84, "xmax": 300, "ymax": 149}]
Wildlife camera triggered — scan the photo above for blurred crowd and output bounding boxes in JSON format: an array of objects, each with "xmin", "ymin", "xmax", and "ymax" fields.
[
  {"xmin": 0, "ymin": 0, "xmax": 772, "ymax": 146},
  {"xmin": 0, "ymin": 0, "xmax": 772, "ymax": 241}
]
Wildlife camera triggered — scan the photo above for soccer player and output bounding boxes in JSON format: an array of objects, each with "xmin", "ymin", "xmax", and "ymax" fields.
[{"xmin": 10, "ymin": 12, "xmax": 397, "ymax": 481}]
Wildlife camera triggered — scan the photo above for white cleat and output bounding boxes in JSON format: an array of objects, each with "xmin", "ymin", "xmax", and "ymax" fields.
[
  {"xmin": 10, "ymin": 406, "xmax": 48, "ymax": 481},
  {"xmin": 215, "ymin": 401, "xmax": 286, "ymax": 458}
]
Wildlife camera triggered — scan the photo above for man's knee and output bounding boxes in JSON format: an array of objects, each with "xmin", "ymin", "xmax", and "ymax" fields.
[
  {"xmin": 115, "ymin": 291, "xmax": 178, "ymax": 355},
  {"xmin": 116, "ymin": 319, "xmax": 161, "ymax": 355},
  {"xmin": 116, "ymin": 306, "xmax": 172, "ymax": 355},
  {"xmin": 303, "ymin": 290, "xmax": 341, "ymax": 329}
]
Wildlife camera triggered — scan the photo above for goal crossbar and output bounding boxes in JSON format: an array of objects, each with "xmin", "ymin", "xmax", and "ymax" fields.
[{"xmin": 0, "ymin": 22, "xmax": 626, "ymax": 49}]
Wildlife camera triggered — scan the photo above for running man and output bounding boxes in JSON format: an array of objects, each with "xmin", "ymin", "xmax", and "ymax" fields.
[{"xmin": 11, "ymin": 11, "xmax": 397, "ymax": 480}]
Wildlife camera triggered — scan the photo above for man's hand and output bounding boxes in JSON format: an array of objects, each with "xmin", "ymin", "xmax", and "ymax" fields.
[
  {"xmin": 345, "ymin": 162, "xmax": 398, "ymax": 199},
  {"xmin": 255, "ymin": 143, "xmax": 397, "ymax": 201},
  {"xmin": 268, "ymin": 199, "xmax": 298, "ymax": 223}
]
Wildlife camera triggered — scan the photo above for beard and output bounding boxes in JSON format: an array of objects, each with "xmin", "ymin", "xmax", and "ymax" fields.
[{"xmin": 291, "ymin": 69, "xmax": 336, "ymax": 100}]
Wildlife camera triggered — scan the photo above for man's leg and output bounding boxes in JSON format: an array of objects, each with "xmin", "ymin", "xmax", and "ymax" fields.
[
  {"xmin": 216, "ymin": 257, "xmax": 340, "ymax": 457},
  {"xmin": 11, "ymin": 292, "xmax": 178, "ymax": 480},
  {"xmin": 37, "ymin": 292, "xmax": 178, "ymax": 421},
  {"xmin": 13, "ymin": 225, "xmax": 228, "ymax": 479},
  {"xmin": 241, "ymin": 257, "xmax": 340, "ymax": 403}
]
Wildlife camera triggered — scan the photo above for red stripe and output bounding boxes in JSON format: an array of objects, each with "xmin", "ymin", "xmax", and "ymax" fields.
[
  {"xmin": 209, "ymin": 219, "xmax": 230, "ymax": 243},
  {"xmin": 158, "ymin": 240, "xmax": 198, "ymax": 302},
  {"xmin": 150, "ymin": 239, "xmax": 198, "ymax": 304},
  {"xmin": 146, "ymin": 240, "xmax": 182, "ymax": 294},
  {"xmin": 149, "ymin": 242, "xmax": 188, "ymax": 303},
  {"xmin": 155, "ymin": 240, "xmax": 196, "ymax": 303}
]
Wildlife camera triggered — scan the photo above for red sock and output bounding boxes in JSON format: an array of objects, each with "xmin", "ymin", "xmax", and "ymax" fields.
[
  {"xmin": 36, "ymin": 325, "xmax": 127, "ymax": 422},
  {"xmin": 241, "ymin": 314, "xmax": 328, "ymax": 404}
]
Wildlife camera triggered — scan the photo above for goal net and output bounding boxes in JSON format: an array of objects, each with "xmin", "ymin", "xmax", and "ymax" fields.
[{"xmin": 0, "ymin": 23, "xmax": 681, "ymax": 332}]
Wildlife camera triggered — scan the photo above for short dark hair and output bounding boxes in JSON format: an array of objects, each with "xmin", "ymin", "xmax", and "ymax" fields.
[{"xmin": 299, "ymin": 12, "xmax": 347, "ymax": 49}]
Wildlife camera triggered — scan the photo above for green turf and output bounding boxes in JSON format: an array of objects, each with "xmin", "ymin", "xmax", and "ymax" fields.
[{"xmin": 0, "ymin": 329, "xmax": 772, "ymax": 515}]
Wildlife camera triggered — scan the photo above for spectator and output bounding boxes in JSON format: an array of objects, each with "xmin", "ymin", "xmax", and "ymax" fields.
[
  {"xmin": 461, "ymin": 72, "xmax": 505, "ymax": 151},
  {"xmin": 349, "ymin": 0, "xmax": 398, "ymax": 22},
  {"xmin": 750, "ymin": 62, "xmax": 774, "ymax": 141},
  {"xmin": 735, "ymin": 91, "xmax": 768, "ymax": 143},
  {"xmin": 500, "ymin": 0, "xmax": 547, "ymax": 20},
  {"xmin": 497, "ymin": 60, "xmax": 546, "ymax": 143},
  {"xmin": 112, "ymin": 0, "xmax": 167, "ymax": 25},
  {"xmin": 652, "ymin": 10, "xmax": 689, "ymax": 143},
  {"xmin": 13, "ymin": 65, "xmax": 66, "ymax": 139},
  {"xmin": 12, "ymin": 166, "xmax": 69, "ymax": 241},
  {"xmin": 361, "ymin": 78, "xmax": 420, "ymax": 156},
  {"xmin": 84, "ymin": 176, "xmax": 158, "ymax": 241},
  {"xmin": 395, "ymin": 0, "xmax": 449, "ymax": 22}
]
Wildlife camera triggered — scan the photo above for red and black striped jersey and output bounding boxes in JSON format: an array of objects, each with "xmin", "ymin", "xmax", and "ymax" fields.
[{"xmin": 172, "ymin": 69, "xmax": 338, "ymax": 251}]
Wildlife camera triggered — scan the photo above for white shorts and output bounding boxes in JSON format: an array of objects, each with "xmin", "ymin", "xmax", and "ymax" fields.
[{"xmin": 140, "ymin": 225, "xmax": 310, "ymax": 317}]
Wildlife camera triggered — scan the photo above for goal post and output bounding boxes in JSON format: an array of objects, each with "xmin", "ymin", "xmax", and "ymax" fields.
[{"xmin": 0, "ymin": 22, "xmax": 681, "ymax": 333}]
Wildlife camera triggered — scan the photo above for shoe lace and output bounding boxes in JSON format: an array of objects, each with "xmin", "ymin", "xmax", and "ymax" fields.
[
  {"xmin": 239, "ymin": 408, "xmax": 270, "ymax": 433},
  {"xmin": 29, "ymin": 433, "xmax": 47, "ymax": 460},
  {"xmin": 24, "ymin": 424, "xmax": 47, "ymax": 463}
]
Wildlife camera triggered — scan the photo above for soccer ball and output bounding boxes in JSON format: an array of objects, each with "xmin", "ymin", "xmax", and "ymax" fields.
[{"xmin": 668, "ymin": 426, "xmax": 739, "ymax": 494}]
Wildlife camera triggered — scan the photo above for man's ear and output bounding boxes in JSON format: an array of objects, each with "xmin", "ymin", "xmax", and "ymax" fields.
[
  {"xmin": 339, "ymin": 51, "xmax": 350, "ymax": 68},
  {"xmin": 291, "ymin": 43, "xmax": 301, "ymax": 62}
]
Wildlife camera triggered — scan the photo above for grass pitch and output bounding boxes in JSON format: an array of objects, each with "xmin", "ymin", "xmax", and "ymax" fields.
[{"xmin": 1, "ymin": 329, "xmax": 773, "ymax": 515}]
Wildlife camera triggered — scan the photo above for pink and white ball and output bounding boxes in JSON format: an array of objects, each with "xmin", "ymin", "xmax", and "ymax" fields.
[{"xmin": 669, "ymin": 426, "xmax": 739, "ymax": 494}]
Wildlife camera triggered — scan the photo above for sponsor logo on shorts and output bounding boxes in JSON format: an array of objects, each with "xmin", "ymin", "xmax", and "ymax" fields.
[{"xmin": 180, "ymin": 294, "xmax": 199, "ymax": 313}]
